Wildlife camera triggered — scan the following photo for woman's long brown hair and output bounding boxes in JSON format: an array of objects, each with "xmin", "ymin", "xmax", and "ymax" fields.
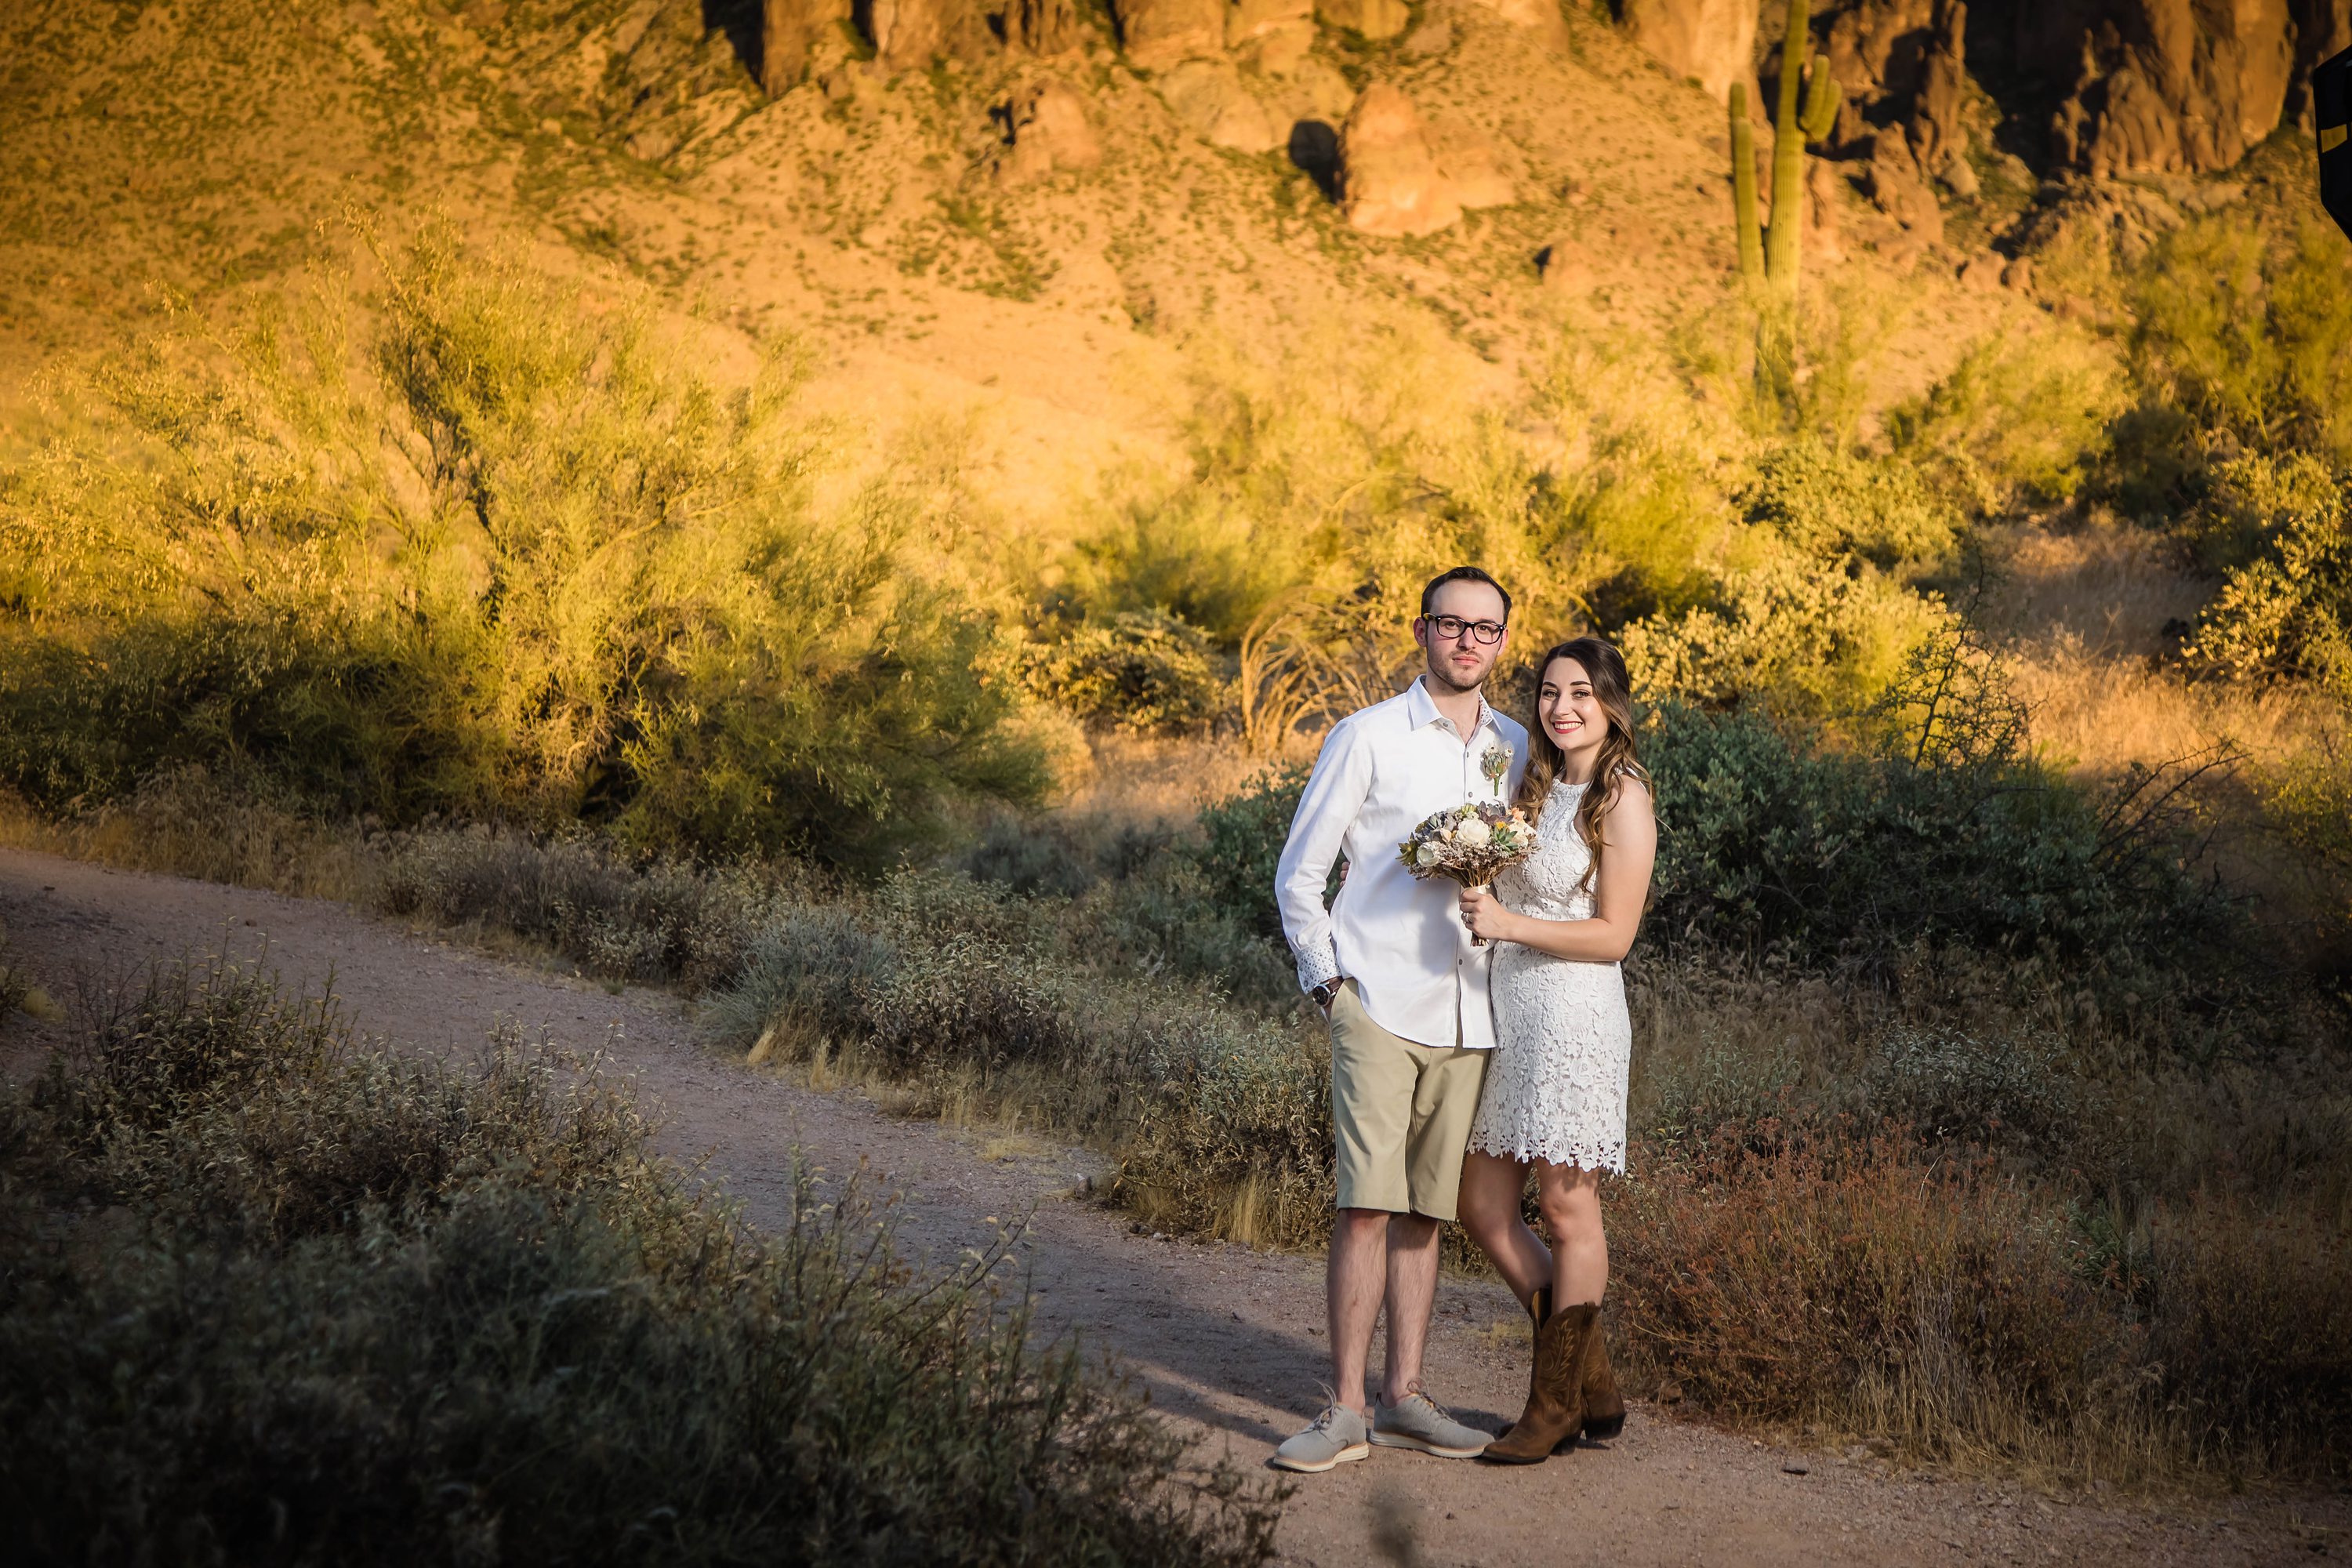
[{"xmin": 1513, "ymin": 636, "xmax": 1645, "ymax": 895}]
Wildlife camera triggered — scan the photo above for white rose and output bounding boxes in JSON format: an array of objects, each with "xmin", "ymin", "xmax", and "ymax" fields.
[
  {"xmin": 1415, "ymin": 840, "xmax": 1443, "ymax": 867},
  {"xmin": 1455, "ymin": 816, "xmax": 1492, "ymax": 848}
]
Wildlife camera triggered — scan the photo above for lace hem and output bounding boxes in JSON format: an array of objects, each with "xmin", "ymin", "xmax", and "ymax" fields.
[{"xmin": 1465, "ymin": 1129, "xmax": 1626, "ymax": 1174}]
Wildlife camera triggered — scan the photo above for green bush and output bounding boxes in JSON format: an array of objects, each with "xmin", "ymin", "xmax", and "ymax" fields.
[
  {"xmin": 1739, "ymin": 441, "xmax": 1958, "ymax": 571},
  {"xmin": 1029, "ymin": 609, "xmax": 1228, "ymax": 734},
  {"xmin": 1191, "ymin": 764, "xmax": 1311, "ymax": 942},
  {"xmin": 0, "ymin": 230, "xmax": 1045, "ymax": 865},
  {"xmin": 1642, "ymin": 700, "xmax": 2227, "ymax": 978},
  {"xmin": 2183, "ymin": 454, "xmax": 2351, "ymax": 701},
  {"xmin": 372, "ymin": 825, "xmax": 797, "ymax": 989},
  {"xmin": 0, "ymin": 958, "xmax": 1280, "ymax": 1566},
  {"xmin": 2126, "ymin": 218, "xmax": 2352, "ymax": 472},
  {"xmin": 1617, "ymin": 552, "xmax": 1946, "ymax": 717},
  {"xmin": 1888, "ymin": 325, "xmax": 2127, "ymax": 512}
]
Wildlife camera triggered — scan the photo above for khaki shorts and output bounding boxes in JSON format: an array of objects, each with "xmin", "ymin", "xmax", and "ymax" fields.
[{"xmin": 1328, "ymin": 982, "xmax": 1489, "ymax": 1221}]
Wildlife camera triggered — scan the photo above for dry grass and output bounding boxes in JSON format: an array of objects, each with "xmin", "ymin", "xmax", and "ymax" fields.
[
  {"xmin": 1055, "ymin": 731, "xmax": 1310, "ymax": 823},
  {"xmin": 1986, "ymin": 516, "xmax": 2339, "ymax": 779}
]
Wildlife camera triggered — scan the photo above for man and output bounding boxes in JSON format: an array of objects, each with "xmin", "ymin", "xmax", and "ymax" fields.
[{"xmin": 1269, "ymin": 566, "xmax": 1527, "ymax": 1472}]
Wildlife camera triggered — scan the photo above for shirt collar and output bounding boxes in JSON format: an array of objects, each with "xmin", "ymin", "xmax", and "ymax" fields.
[{"xmin": 1404, "ymin": 675, "xmax": 1499, "ymax": 740}]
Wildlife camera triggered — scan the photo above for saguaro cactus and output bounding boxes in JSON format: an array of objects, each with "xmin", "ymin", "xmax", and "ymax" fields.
[
  {"xmin": 1731, "ymin": 84, "xmax": 1762, "ymax": 280},
  {"xmin": 1762, "ymin": 0, "xmax": 1842, "ymax": 293}
]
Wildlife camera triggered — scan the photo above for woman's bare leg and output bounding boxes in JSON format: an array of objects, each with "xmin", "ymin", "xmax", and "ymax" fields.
[
  {"xmin": 1535, "ymin": 1162, "xmax": 1606, "ymax": 1305},
  {"xmin": 1457, "ymin": 1150, "xmax": 1552, "ymax": 1310}
]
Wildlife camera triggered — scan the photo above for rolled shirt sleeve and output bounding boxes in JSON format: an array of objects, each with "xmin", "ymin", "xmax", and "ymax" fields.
[{"xmin": 1275, "ymin": 717, "xmax": 1371, "ymax": 996}]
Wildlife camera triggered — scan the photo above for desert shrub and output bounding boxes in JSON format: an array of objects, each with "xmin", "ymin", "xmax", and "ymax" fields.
[
  {"xmin": 1612, "ymin": 1130, "xmax": 2121, "ymax": 1459},
  {"xmin": 1641, "ymin": 701, "xmax": 2225, "ymax": 978},
  {"xmin": 1073, "ymin": 321, "xmax": 1501, "ymax": 643},
  {"xmin": 2140, "ymin": 1189, "xmax": 2352, "ymax": 1472},
  {"xmin": 2183, "ymin": 454, "xmax": 2352, "ymax": 700},
  {"xmin": 0, "ymin": 959, "xmax": 1280, "ymax": 1566},
  {"xmin": 1191, "ymin": 764, "xmax": 1311, "ymax": 942},
  {"xmin": 1889, "ymin": 325, "xmax": 2127, "ymax": 512},
  {"xmin": 1739, "ymin": 441, "xmax": 1958, "ymax": 572},
  {"xmin": 1121, "ymin": 1013, "xmax": 1332, "ymax": 1244},
  {"xmin": 958, "ymin": 812, "xmax": 1109, "ymax": 898},
  {"xmin": 0, "ymin": 924, "xmax": 25, "ymax": 1029},
  {"xmin": 704, "ymin": 903, "xmax": 901, "ymax": 1050},
  {"xmin": 42, "ymin": 956, "xmax": 650, "ymax": 1242},
  {"xmin": 0, "ymin": 230, "xmax": 1045, "ymax": 865},
  {"xmin": 1618, "ymin": 553, "xmax": 1947, "ymax": 717},
  {"xmin": 1849, "ymin": 1025, "xmax": 2080, "ymax": 1155},
  {"xmin": 1029, "ymin": 609, "xmax": 1228, "ymax": 734},
  {"xmin": 866, "ymin": 935, "xmax": 1094, "ymax": 1071},
  {"xmin": 370, "ymin": 824, "xmax": 793, "ymax": 988},
  {"xmin": 2125, "ymin": 218, "xmax": 2352, "ymax": 472}
]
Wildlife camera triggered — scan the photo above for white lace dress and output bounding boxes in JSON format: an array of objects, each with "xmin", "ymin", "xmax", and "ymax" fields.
[{"xmin": 1467, "ymin": 783, "xmax": 1631, "ymax": 1174}]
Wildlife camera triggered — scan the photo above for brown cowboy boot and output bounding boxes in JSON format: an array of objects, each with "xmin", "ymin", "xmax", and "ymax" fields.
[
  {"xmin": 1498, "ymin": 1287, "xmax": 1602, "ymax": 1454},
  {"xmin": 1480, "ymin": 1300, "xmax": 1597, "ymax": 1465},
  {"xmin": 1581, "ymin": 1308, "xmax": 1627, "ymax": 1440}
]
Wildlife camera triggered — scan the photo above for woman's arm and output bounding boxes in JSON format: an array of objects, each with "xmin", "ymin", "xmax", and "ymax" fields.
[{"xmin": 1460, "ymin": 778, "xmax": 1656, "ymax": 961}]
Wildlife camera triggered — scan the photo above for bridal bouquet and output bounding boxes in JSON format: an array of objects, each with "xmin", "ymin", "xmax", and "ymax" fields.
[{"xmin": 1396, "ymin": 800, "xmax": 1537, "ymax": 947}]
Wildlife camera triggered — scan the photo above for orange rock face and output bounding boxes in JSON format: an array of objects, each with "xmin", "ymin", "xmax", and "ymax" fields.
[{"xmin": 1340, "ymin": 83, "xmax": 1463, "ymax": 237}]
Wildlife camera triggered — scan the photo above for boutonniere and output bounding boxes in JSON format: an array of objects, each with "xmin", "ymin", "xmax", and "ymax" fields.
[{"xmin": 1479, "ymin": 742, "xmax": 1511, "ymax": 798}]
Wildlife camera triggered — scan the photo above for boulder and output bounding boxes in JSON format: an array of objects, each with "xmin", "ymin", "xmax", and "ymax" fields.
[
  {"xmin": 1115, "ymin": 0, "xmax": 1226, "ymax": 65},
  {"xmin": 1427, "ymin": 118, "xmax": 1517, "ymax": 207},
  {"xmin": 1622, "ymin": 0, "xmax": 1755, "ymax": 99},
  {"xmin": 1265, "ymin": 56, "xmax": 1357, "ymax": 122},
  {"xmin": 1010, "ymin": 0, "xmax": 1088, "ymax": 53},
  {"xmin": 1243, "ymin": 21, "xmax": 1318, "ymax": 71},
  {"xmin": 1340, "ymin": 82, "xmax": 1463, "ymax": 235},
  {"xmin": 1317, "ymin": 0, "xmax": 1411, "ymax": 39},
  {"xmin": 1159, "ymin": 59, "xmax": 1285, "ymax": 150},
  {"xmin": 1228, "ymin": 0, "xmax": 1315, "ymax": 70},
  {"xmin": 2049, "ymin": 0, "xmax": 2296, "ymax": 174},
  {"xmin": 995, "ymin": 78, "xmax": 1102, "ymax": 182}
]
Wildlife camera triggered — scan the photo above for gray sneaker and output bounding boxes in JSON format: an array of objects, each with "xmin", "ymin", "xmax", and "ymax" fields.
[
  {"xmin": 1271, "ymin": 1403, "xmax": 1371, "ymax": 1473},
  {"xmin": 1370, "ymin": 1392, "xmax": 1492, "ymax": 1458}
]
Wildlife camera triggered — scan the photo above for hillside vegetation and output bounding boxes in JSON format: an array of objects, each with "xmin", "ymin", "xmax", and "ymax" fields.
[{"xmin": 5, "ymin": 0, "xmax": 2351, "ymax": 1511}]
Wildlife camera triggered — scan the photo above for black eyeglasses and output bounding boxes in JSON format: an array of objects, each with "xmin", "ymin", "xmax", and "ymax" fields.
[{"xmin": 1423, "ymin": 614, "xmax": 1507, "ymax": 645}]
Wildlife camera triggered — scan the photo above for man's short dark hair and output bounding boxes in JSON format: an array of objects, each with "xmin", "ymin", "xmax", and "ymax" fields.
[{"xmin": 1419, "ymin": 566, "xmax": 1512, "ymax": 622}]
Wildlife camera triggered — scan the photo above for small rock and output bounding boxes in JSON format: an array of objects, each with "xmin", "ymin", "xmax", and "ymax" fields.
[{"xmin": 1782, "ymin": 1461, "xmax": 1810, "ymax": 1475}]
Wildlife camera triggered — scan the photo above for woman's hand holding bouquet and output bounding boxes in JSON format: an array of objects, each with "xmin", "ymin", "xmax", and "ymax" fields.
[{"xmin": 1396, "ymin": 800, "xmax": 1537, "ymax": 947}]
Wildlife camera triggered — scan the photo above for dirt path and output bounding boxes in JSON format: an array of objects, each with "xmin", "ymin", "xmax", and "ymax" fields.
[{"xmin": 2, "ymin": 848, "xmax": 2342, "ymax": 1567}]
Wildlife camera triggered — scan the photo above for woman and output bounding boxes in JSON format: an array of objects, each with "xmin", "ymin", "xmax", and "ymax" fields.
[{"xmin": 1456, "ymin": 636, "xmax": 1656, "ymax": 1465}]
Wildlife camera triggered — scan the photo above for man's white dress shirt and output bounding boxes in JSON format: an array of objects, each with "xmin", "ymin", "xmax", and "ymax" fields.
[{"xmin": 1276, "ymin": 677, "xmax": 1530, "ymax": 1051}]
